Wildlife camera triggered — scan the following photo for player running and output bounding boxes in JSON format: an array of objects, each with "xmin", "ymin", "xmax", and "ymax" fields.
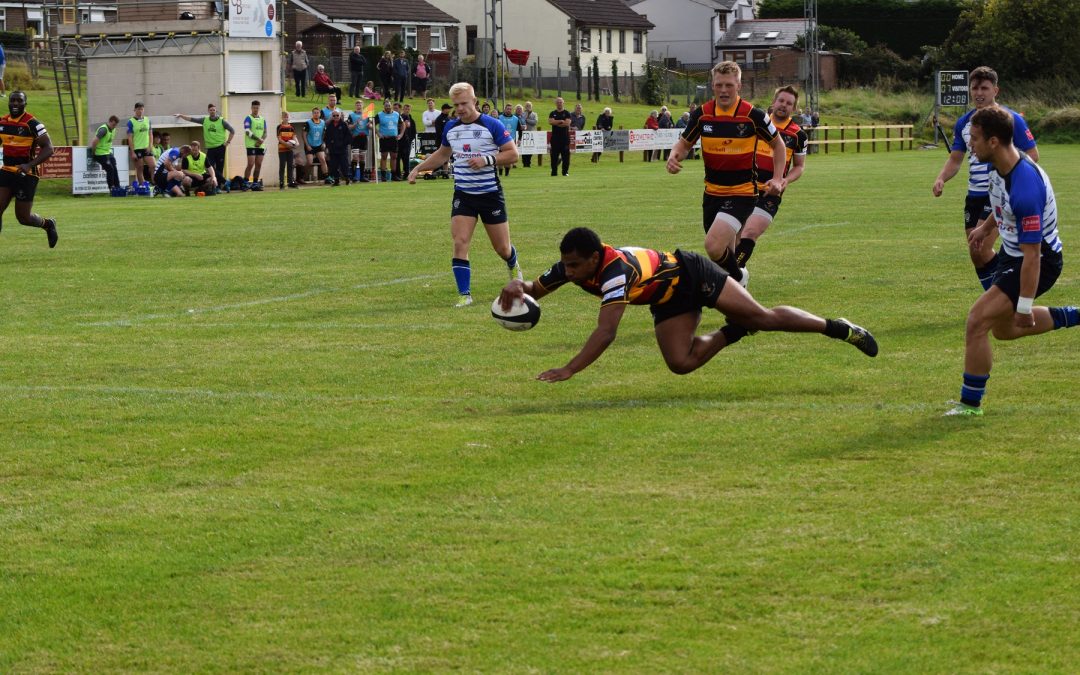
[
  {"xmin": 499, "ymin": 227, "xmax": 877, "ymax": 382},
  {"xmin": 0, "ymin": 91, "xmax": 58, "ymax": 247},
  {"xmin": 945, "ymin": 107, "xmax": 1078, "ymax": 416},
  {"xmin": 408, "ymin": 81, "xmax": 523, "ymax": 307},
  {"xmin": 734, "ymin": 85, "xmax": 808, "ymax": 270},
  {"xmin": 932, "ymin": 67, "xmax": 1038, "ymax": 290}
]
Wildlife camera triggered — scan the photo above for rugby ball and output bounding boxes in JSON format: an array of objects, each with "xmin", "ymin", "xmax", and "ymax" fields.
[
  {"xmin": 491, "ymin": 294, "xmax": 541, "ymax": 331},
  {"xmin": 288, "ymin": 138, "xmax": 299, "ymax": 147}
]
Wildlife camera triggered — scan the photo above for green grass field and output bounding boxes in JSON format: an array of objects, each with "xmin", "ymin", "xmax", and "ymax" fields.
[{"xmin": 2, "ymin": 147, "xmax": 1078, "ymax": 671}]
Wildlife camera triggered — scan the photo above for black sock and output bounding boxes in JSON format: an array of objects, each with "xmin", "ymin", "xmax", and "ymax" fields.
[
  {"xmin": 734, "ymin": 238, "xmax": 756, "ymax": 267},
  {"xmin": 712, "ymin": 249, "xmax": 743, "ymax": 282},
  {"xmin": 975, "ymin": 259, "xmax": 998, "ymax": 292},
  {"xmin": 720, "ymin": 323, "xmax": 748, "ymax": 346},
  {"xmin": 823, "ymin": 319, "xmax": 849, "ymax": 340}
]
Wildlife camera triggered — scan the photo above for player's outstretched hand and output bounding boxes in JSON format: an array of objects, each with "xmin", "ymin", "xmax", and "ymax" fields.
[
  {"xmin": 666, "ymin": 154, "xmax": 682, "ymax": 174},
  {"xmin": 537, "ymin": 367, "xmax": 573, "ymax": 382},
  {"xmin": 407, "ymin": 168, "xmax": 419, "ymax": 184},
  {"xmin": 932, "ymin": 178, "xmax": 945, "ymax": 197},
  {"xmin": 498, "ymin": 280, "xmax": 525, "ymax": 311}
]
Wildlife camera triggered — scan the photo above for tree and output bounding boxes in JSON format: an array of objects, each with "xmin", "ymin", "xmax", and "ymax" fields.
[
  {"xmin": 570, "ymin": 54, "xmax": 582, "ymax": 100},
  {"xmin": 591, "ymin": 56, "xmax": 601, "ymax": 101},
  {"xmin": 611, "ymin": 60, "xmax": 620, "ymax": 103},
  {"xmin": 640, "ymin": 62, "xmax": 664, "ymax": 106}
]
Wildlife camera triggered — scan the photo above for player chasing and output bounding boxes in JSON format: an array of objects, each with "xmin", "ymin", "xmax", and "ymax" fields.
[
  {"xmin": 408, "ymin": 81, "xmax": 523, "ymax": 307},
  {"xmin": 734, "ymin": 85, "xmax": 808, "ymax": 270},
  {"xmin": 499, "ymin": 227, "xmax": 877, "ymax": 382},
  {"xmin": 944, "ymin": 107, "xmax": 1077, "ymax": 417},
  {"xmin": 0, "ymin": 91, "xmax": 58, "ymax": 247},
  {"xmin": 932, "ymin": 66, "xmax": 1038, "ymax": 291},
  {"xmin": 666, "ymin": 61, "xmax": 788, "ymax": 287}
]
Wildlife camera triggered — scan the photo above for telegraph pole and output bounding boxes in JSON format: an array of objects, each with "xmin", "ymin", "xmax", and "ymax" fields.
[{"xmin": 803, "ymin": 0, "xmax": 820, "ymax": 115}]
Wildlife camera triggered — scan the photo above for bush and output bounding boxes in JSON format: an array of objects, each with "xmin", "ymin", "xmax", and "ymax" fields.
[
  {"xmin": 1033, "ymin": 107, "xmax": 1080, "ymax": 144},
  {"xmin": 0, "ymin": 30, "xmax": 28, "ymax": 49},
  {"xmin": 4, "ymin": 62, "xmax": 39, "ymax": 91}
]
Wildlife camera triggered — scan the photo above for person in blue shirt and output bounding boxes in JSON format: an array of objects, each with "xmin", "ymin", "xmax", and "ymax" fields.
[
  {"xmin": 945, "ymin": 106, "xmax": 1078, "ymax": 417},
  {"xmin": 374, "ymin": 99, "xmax": 402, "ymax": 182},
  {"xmin": 303, "ymin": 107, "xmax": 328, "ymax": 183},
  {"xmin": 347, "ymin": 99, "xmax": 370, "ymax": 182},
  {"xmin": 932, "ymin": 66, "xmax": 1039, "ymax": 290},
  {"xmin": 497, "ymin": 103, "xmax": 521, "ymax": 177},
  {"xmin": 407, "ymin": 82, "xmax": 522, "ymax": 307},
  {"xmin": 0, "ymin": 43, "xmax": 6, "ymax": 98}
]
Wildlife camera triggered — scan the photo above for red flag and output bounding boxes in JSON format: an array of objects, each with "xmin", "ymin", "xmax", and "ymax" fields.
[{"xmin": 504, "ymin": 48, "xmax": 530, "ymax": 66}]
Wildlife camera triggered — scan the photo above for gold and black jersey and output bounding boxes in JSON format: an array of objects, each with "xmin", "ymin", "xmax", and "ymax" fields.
[
  {"xmin": 680, "ymin": 97, "xmax": 777, "ymax": 197},
  {"xmin": 536, "ymin": 244, "xmax": 682, "ymax": 307},
  {"xmin": 754, "ymin": 116, "xmax": 808, "ymax": 184},
  {"xmin": 0, "ymin": 112, "xmax": 47, "ymax": 174}
]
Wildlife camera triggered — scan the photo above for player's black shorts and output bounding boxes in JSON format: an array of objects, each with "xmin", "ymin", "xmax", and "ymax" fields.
[
  {"xmin": 0, "ymin": 170, "xmax": 39, "ymax": 201},
  {"xmin": 134, "ymin": 149, "xmax": 153, "ymax": 160},
  {"xmin": 308, "ymin": 144, "xmax": 325, "ymax": 154},
  {"xmin": 753, "ymin": 193, "xmax": 783, "ymax": 220},
  {"xmin": 378, "ymin": 135, "xmax": 398, "ymax": 153},
  {"xmin": 964, "ymin": 194, "xmax": 992, "ymax": 230},
  {"xmin": 651, "ymin": 249, "xmax": 730, "ymax": 326},
  {"xmin": 702, "ymin": 194, "xmax": 756, "ymax": 233},
  {"xmin": 154, "ymin": 168, "xmax": 169, "ymax": 191},
  {"xmin": 351, "ymin": 135, "xmax": 367, "ymax": 151},
  {"xmin": 451, "ymin": 189, "xmax": 508, "ymax": 225},
  {"xmin": 991, "ymin": 248, "xmax": 1063, "ymax": 306},
  {"xmin": 245, "ymin": 147, "xmax": 266, "ymax": 156}
]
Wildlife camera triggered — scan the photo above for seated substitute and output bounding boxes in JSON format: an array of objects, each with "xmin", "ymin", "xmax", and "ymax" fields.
[
  {"xmin": 498, "ymin": 227, "xmax": 877, "ymax": 382},
  {"xmin": 153, "ymin": 144, "xmax": 191, "ymax": 197},
  {"xmin": 181, "ymin": 140, "xmax": 217, "ymax": 193}
]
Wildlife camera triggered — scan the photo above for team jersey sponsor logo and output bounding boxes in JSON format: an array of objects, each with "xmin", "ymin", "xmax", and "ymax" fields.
[
  {"xmin": 463, "ymin": 144, "xmax": 471, "ymax": 152},
  {"xmin": 1022, "ymin": 215, "xmax": 1041, "ymax": 232},
  {"xmin": 1025, "ymin": 129, "xmax": 1034, "ymax": 141},
  {"xmin": 702, "ymin": 124, "xmax": 713, "ymax": 133},
  {"xmin": 474, "ymin": 130, "xmax": 483, "ymax": 138},
  {"xmin": 735, "ymin": 124, "xmax": 749, "ymax": 137}
]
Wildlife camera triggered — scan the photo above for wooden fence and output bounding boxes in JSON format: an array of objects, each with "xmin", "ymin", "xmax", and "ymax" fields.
[{"xmin": 808, "ymin": 124, "xmax": 914, "ymax": 153}]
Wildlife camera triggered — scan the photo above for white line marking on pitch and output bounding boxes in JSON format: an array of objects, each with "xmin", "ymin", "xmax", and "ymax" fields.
[
  {"xmin": 81, "ymin": 274, "xmax": 442, "ymax": 327},
  {"xmin": 0, "ymin": 383, "xmax": 394, "ymax": 403},
  {"xmin": 774, "ymin": 221, "xmax": 849, "ymax": 237}
]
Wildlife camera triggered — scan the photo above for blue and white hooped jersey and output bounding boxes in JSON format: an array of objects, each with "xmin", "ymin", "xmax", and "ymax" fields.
[
  {"xmin": 155, "ymin": 147, "xmax": 181, "ymax": 172},
  {"xmin": 442, "ymin": 114, "xmax": 514, "ymax": 194},
  {"xmin": 952, "ymin": 106, "xmax": 1036, "ymax": 196},
  {"xmin": 988, "ymin": 156, "xmax": 1061, "ymax": 258}
]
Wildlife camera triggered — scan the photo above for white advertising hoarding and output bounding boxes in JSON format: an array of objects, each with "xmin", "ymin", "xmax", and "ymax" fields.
[
  {"xmin": 228, "ymin": 0, "xmax": 277, "ymax": 38},
  {"xmin": 72, "ymin": 147, "xmax": 130, "ymax": 195}
]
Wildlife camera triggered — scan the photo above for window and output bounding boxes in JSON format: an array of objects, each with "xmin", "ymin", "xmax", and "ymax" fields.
[
  {"xmin": 227, "ymin": 51, "xmax": 264, "ymax": 93},
  {"xmin": 722, "ymin": 50, "xmax": 744, "ymax": 63},
  {"xmin": 361, "ymin": 25, "xmax": 377, "ymax": 47},
  {"xmin": 466, "ymin": 25, "xmax": 477, "ymax": 55},
  {"xmin": 606, "ymin": 29, "xmax": 612, "ymax": 53},
  {"xmin": 737, "ymin": 32, "xmax": 752, "ymax": 40},
  {"xmin": 619, "ymin": 30, "xmax": 625, "ymax": 54},
  {"xmin": 579, "ymin": 28, "xmax": 591, "ymax": 53},
  {"xmin": 430, "ymin": 26, "xmax": 446, "ymax": 51},
  {"xmin": 26, "ymin": 8, "xmax": 44, "ymax": 38},
  {"xmin": 633, "ymin": 30, "xmax": 643, "ymax": 54},
  {"xmin": 402, "ymin": 25, "xmax": 417, "ymax": 50},
  {"xmin": 0, "ymin": 9, "xmax": 8, "ymax": 31},
  {"xmin": 765, "ymin": 31, "xmax": 780, "ymax": 39},
  {"xmin": 752, "ymin": 50, "xmax": 770, "ymax": 65},
  {"xmin": 717, "ymin": 14, "xmax": 727, "ymax": 30}
]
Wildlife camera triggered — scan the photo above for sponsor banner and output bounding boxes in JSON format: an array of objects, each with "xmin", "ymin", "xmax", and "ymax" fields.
[
  {"xmin": 417, "ymin": 132, "xmax": 440, "ymax": 156},
  {"xmin": 518, "ymin": 130, "xmax": 547, "ymax": 156},
  {"xmin": 515, "ymin": 129, "xmax": 686, "ymax": 155},
  {"xmin": 572, "ymin": 130, "xmax": 605, "ymax": 153},
  {"xmin": 604, "ymin": 130, "xmax": 630, "ymax": 152},
  {"xmin": 629, "ymin": 128, "xmax": 681, "ymax": 151},
  {"xmin": 72, "ymin": 147, "xmax": 130, "ymax": 195},
  {"xmin": 39, "ymin": 146, "xmax": 73, "ymax": 178},
  {"xmin": 229, "ymin": 0, "xmax": 277, "ymax": 38}
]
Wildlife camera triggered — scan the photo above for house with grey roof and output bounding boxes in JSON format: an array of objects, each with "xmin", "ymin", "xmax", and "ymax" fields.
[{"xmin": 625, "ymin": 0, "xmax": 755, "ymax": 67}]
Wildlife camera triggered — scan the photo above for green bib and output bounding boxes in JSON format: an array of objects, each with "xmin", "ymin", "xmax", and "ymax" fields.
[
  {"xmin": 244, "ymin": 115, "xmax": 266, "ymax": 148},
  {"xmin": 94, "ymin": 124, "xmax": 114, "ymax": 156},
  {"xmin": 128, "ymin": 116, "xmax": 150, "ymax": 150},
  {"xmin": 187, "ymin": 152, "xmax": 207, "ymax": 174},
  {"xmin": 203, "ymin": 116, "xmax": 227, "ymax": 148}
]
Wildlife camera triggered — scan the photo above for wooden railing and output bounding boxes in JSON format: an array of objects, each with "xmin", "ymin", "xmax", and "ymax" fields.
[{"xmin": 807, "ymin": 124, "xmax": 914, "ymax": 153}]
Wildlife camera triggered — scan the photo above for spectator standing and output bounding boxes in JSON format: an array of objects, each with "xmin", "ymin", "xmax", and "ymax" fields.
[
  {"xmin": 592, "ymin": 106, "xmax": 613, "ymax": 163},
  {"xmin": 348, "ymin": 46, "xmax": 367, "ymax": 99},
  {"xmin": 570, "ymin": 103, "xmax": 586, "ymax": 131},
  {"xmin": 393, "ymin": 51, "xmax": 409, "ymax": 102},
  {"xmin": 658, "ymin": 106, "xmax": 674, "ymax": 160},
  {"xmin": 276, "ymin": 111, "xmax": 299, "ymax": 189},
  {"xmin": 498, "ymin": 103, "xmax": 521, "ymax": 177},
  {"xmin": 434, "ymin": 103, "xmax": 452, "ymax": 140},
  {"xmin": 643, "ymin": 110, "xmax": 659, "ymax": 161},
  {"xmin": 89, "ymin": 115, "xmax": 121, "ymax": 191},
  {"xmin": 303, "ymin": 107, "xmax": 329, "ymax": 183},
  {"xmin": 324, "ymin": 110, "xmax": 353, "ymax": 185},
  {"xmin": 413, "ymin": 55, "xmax": 430, "ymax": 97},
  {"xmin": 521, "ymin": 101, "xmax": 538, "ymax": 167},
  {"xmin": 242, "ymin": 100, "xmax": 267, "ymax": 187},
  {"xmin": 396, "ymin": 103, "xmax": 416, "ymax": 180},
  {"xmin": 127, "ymin": 102, "xmax": 154, "ymax": 184},
  {"xmin": 174, "ymin": 103, "xmax": 234, "ymax": 193},
  {"xmin": 421, "ymin": 98, "xmax": 440, "ymax": 133},
  {"xmin": 290, "ymin": 41, "xmax": 309, "ymax": 98},
  {"xmin": 377, "ymin": 51, "xmax": 393, "ymax": 100},
  {"xmin": 313, "ymin": 65, "xmax": 342, "ymax": 100},
  {"xmin": 548, "ymin": 97, "xmax": 572, "ymax": 177}
]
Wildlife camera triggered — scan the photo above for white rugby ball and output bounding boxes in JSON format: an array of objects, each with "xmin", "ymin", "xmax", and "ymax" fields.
[
  {"xmin": 288, "ymin": 138, "xmax": 299, "ymax": 147},
  {"xmin": 491, "ymin": 294, "xmax": 541, "ymax": 331}
]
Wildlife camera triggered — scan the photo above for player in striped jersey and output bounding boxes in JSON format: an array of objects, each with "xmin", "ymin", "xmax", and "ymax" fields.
[
  {"xmin": 932, "ymin": 67, "xmax": 1038, "ymax": 290},
  {"xmin": 666, "ymin": 61, "xmax": 788, "ymax": 286},
  {"xmin": 408, "ymin": 82, "xmax": 523, "ymax": 307},
  {"xmin": 0, "ymin": 92, "xmax": 57, "ymax": 247},
  {"xmin": 946, "ymin": 107, "xmax": 1078, "ymax": 416},
  {"xmin": 734, "ymin": 85, "xmax": 808, "ymax": 269},
  {"xmin": 499, "ymin": 227, "xmax": 877, "ymax": 382}
]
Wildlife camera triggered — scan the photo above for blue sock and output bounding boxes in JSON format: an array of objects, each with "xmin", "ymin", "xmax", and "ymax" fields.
[
  {"xmin": 452, "ymin": 258, "xmax": 471, "ymax": 295},
  {"xmin": 1049, "ymin": 306, "xmax": 1080, "ymax": 329},
  {"xmin": 960, "ymin": 372, "xmax": 990, "ymax": 408},
  {"xmin": 504, "ymin": 245, "xmax": 518, "ymax": 269}
]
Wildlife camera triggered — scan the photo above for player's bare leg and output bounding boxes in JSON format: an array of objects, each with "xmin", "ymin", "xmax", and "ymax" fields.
[{"xmin": 704, "ymin": 212, "xmax": 745, "ymax": 284}]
